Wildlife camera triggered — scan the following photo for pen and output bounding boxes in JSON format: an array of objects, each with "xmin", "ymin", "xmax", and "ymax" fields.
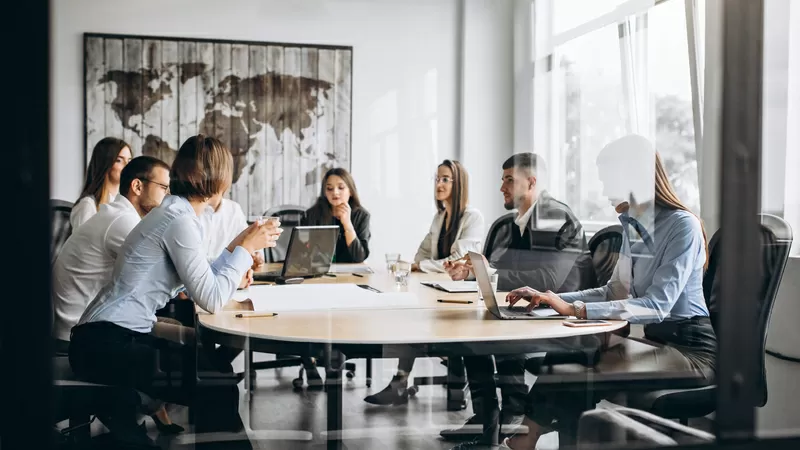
[
  {"xmin": 438, "ymin": 299, "xmax": 474, "ymax": 304},
  {"xmin": 235, "ymin": 312, "xmax": 278, "ymax": 318},
  {"xmin": 352, "ymin": 273, "xmax": 365, "ymax": 278}
]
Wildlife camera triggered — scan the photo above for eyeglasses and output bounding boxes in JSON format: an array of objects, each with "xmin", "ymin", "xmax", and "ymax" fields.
[
  {"xmin": 139, "ymin": 178, "xmax": 170, "ymax": 194},
  {"xmin": 434, "ymin": 176, "xmax": 453, "ymax": 185}
]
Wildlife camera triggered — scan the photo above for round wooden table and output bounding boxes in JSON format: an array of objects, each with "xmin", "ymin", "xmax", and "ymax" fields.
[{"xmin": 197, "ymin": 264, "xmax": 627, "ymax": 449}]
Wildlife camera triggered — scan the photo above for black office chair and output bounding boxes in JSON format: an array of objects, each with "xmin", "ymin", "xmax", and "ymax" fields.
[
  {"xmin": 247, "ymin": 204, "xmax": 364, "ymax": 389},
  {"xmin": 588, "ymin": 225, "xmax": 623, "ymax": 287},
  {"xmin": 263, "ymin": 204, "xmax": 305, "ymax": 263},
  {"xmin": 627, "ymin": 213, "xmax": 793, "ymax": 424},
  {"xmin": 50, "ymin": 200, "xmax": 73, "ymax": 265}
]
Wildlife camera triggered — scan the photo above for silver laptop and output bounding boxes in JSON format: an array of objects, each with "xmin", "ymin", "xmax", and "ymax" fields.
[{"xmin": 468, "ymin": 251, "xmax": 567, "ymax": 320}]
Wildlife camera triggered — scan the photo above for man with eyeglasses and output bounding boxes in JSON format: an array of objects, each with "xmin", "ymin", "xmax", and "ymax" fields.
[{"xmin": 52, "ymin": 156, "xmax": 171, "ymax": 352}]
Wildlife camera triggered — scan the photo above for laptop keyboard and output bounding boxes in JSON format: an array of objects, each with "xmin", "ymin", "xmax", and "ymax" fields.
[{"xmin": 505, "ymin": 306, "xmax": 533, "ymax": 316}]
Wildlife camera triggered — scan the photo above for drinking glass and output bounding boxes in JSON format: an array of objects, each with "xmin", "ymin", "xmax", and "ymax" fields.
[
  {"xmin": 393, "ymin": 260, "xmax": 411, "ymax": 287},
  {"xmin": 385, "ymin": 253, "xmax": 401, "ymax": 272}
]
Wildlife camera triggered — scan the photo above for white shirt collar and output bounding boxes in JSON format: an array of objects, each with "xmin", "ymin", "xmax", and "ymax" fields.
[{"xmin": 514, "ymin": 201, "xmax": 537, "ymax": 236}]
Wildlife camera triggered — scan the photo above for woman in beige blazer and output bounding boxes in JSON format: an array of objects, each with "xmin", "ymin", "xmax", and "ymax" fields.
[{"xmin": 365, "ymin": 160, "xmax": 485, "ymax": 406}]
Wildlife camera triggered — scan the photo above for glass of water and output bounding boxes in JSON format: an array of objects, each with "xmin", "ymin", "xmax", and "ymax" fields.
[
  {"xmin": 393, "ymin": 260, "xmax": 411, "ymax": 287},
  {"xmin": 385, "ymin": 253, "xmax": 401, "ymax": 272}
]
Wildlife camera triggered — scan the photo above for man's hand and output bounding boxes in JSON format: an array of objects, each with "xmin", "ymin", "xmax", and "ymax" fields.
[{"xmin": 251, "ymin": 251, "xmax": 265, "ymax": 270}]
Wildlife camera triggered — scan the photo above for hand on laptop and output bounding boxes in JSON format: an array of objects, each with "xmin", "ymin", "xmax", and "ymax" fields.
[{"xmin": 506, "ymin": 288, "xmax": 570, "ymax": 314}]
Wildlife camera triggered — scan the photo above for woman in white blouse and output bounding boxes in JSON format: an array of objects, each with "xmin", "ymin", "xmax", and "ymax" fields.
[
  {"xmin": 365, "ymin": 159, "xmax": 485, "ymax": 406},
  {"xmin": 70, "ymin": 137, "xmax": 132, "ymax": 230}
]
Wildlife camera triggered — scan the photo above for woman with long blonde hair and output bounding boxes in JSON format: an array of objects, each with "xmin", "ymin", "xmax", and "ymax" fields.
[{"xmin": 488, "ymin": 135, "xmax": 716, "ymax": 450}]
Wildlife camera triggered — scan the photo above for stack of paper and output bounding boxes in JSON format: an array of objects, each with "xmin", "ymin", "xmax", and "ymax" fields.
[{"xmin": 232, "ymin": 284, "xmax": 417, "ymax": 312}]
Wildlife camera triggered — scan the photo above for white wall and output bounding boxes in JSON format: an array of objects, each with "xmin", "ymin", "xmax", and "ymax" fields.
[
  {"xmin": 460, "ymin": 0, "xmax": 515, "ymax": 223},
  {"xmin": 52, "ymin": 0, "xmax": 486, "ymax": 263}
]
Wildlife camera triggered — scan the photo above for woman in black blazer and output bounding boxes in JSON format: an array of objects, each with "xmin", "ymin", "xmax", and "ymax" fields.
[
  {"xmin": 302, "ymin": 167, "xmax": 371, "ymax": 263},
  {"xmin": 298, "ymin": 167, "xmax": 371, "ymax": 388}
]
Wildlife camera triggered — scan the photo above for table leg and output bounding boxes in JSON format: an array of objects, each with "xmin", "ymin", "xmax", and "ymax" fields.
[
  {"xmin": 446, "ymin": 356, "xmax": 469, "ymax": 411},
  {"xmin": 324, "ymin": 345, "xmax": 347, "ymax": 450}
]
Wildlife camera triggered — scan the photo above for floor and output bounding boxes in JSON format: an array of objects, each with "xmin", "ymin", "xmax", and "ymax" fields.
[{"xmin": 142, "ymin": 356, "xmax": 561, "ymax": 450}]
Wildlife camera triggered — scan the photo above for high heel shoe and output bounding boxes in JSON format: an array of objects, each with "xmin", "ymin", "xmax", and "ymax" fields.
[
  {"xmin": 363, "ymin": 375, "xmax": 409, "ymax": 405},
  {"xmin": 150, "ymin": 414, "xmax": 185, "ymax": 435}
]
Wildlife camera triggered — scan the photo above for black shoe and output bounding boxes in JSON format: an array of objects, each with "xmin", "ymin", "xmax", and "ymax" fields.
[
  {"xmin": 150, "ymin": 414, "xmax": 185, "ymax": 435},
  {"xmin": 440, "ymin": 414, "xmax": 484, "ymax": 441},
  {"xmin": 305, "ymin": 366, "xmax": 325, "ymax": 391},
  {"xmin": 363, "ymin": 376, "xmax": 409, "ymax": 405}
]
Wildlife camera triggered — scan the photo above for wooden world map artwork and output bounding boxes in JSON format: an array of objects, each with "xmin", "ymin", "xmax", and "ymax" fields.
[{"xmin": 84, "ymin": 33, "xmax": 352, "ymax": 216}]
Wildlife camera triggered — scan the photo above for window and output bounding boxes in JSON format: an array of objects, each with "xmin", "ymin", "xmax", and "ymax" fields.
[{"xmin": 526, "ymin": 0, "xmax": 704, "ymax": 229}]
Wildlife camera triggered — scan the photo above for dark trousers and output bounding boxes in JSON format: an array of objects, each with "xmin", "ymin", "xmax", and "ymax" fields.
[
  {"xmin": 69, "ymin": 322, "xmax": 247, "ymax": 441},
  {"xmin": 464, "ymin": 355, "xmax": 529, "ymax": 417}
]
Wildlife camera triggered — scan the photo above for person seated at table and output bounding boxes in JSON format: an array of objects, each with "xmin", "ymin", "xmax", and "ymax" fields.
[
  {"xmin": 440, "ymin": 153, "xmax": 593, "ymax": 442},
  {"xmin": 296, "ymin": 167, "xmax": 371, "ymax": 388},
  {"xmin": 200, "ymin": 193, "xmax": 264, "ymax": 266},
  {"xmin": 53, "ymin": 156, "xmax": 182, "ymax": 433},
  {"xmin": 364, "ymin": 159, "xmax": 484, "ymax": 405},
  {"xmin": 69, "ymin": 134, "xmax": 282, "ymax": 448},
  {"xmin": 495, "ymin": 135, "xmax": 716, "ymax": 450},
  {"xmin": 71, "ymin": 137, "xmax": 132, "ymax": 230},
  {"xmin": 302, "ymin": 167, "xmax": 371, "ymax": 263}
]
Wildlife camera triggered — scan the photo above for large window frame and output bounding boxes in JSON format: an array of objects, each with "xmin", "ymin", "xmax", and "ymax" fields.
[{"xmin": 518, "ymin": 0, "xmax": 705, "ymax": 232}]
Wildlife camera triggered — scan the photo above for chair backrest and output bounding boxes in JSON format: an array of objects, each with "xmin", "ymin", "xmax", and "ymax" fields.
[
  {"xmin": 588, "ymin": 225, "xmax": 623, "ymax": 287},
  {"xmin": 50, "ymin": 200, "xmax": 74, "ymax": 265},
  {"xmin": 263, "ymin": 205, "xmax": 307, "ymax": 263},
  {"xmin": 702, "ymin": 213, "xmax": 793, "ymax": 407}
]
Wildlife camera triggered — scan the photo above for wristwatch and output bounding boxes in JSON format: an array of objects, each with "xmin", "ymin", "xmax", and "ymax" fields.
[{"xmin": 573, "ymin": 301, "xmax": 586, "ymax": 319}]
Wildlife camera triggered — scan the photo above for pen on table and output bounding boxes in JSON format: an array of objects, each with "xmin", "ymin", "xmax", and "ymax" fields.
[
  {"xmin": 438, "ymin": 299, "xmax": 473, "ymax": 304},
  {"xmin": 235, "ymin": 312, "xmax": 278, "ymax": 318},
  {"xmin": 351, "ymin": 273, "xmax": 365, "ymax": 278}
]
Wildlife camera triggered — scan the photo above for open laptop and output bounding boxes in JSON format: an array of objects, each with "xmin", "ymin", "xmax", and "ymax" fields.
[
  {"xmin": 254, "ymin": 226, "xmax": 339, "ymax": 284},
  {"xmin": 468, "ymin": 251, "xmax": 568, "ymax": 320}
]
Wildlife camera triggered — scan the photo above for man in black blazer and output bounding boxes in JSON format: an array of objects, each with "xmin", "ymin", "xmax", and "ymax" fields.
[{"xmin": 442, "ymin": 153, "xmax": 593, "ymax": 444}]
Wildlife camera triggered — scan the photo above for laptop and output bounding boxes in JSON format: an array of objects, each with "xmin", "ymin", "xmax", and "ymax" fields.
[
  {"xmin": 254, "ymin": 226, "xmax": 339, "ymax": 284},
  {"xmin": 468, "ymin": 251, "xmax": 568, "ymax": 320}
]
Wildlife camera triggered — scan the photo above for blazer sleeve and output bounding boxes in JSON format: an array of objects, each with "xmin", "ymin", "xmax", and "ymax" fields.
[
  {"xmin": 345, "ymin": 209, "xmax": 371, "ymax": 263},
  {"xmin": 419, "ymin": 210, "xmax": 485, "ymax": 273},
  {"xmin": 414, "ymin": 218, "xmax": 435, "ymax": 267}
]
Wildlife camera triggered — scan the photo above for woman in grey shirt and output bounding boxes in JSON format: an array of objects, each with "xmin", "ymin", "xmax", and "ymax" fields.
[{"xmin": 69, "ymin": 135, "xmax": 281, "ymax": 448}]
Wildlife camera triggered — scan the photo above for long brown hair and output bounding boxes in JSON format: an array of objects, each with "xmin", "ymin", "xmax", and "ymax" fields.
[
  {"xmin": 654, "ymin": 152, "xmax": 709, "ymax": 269},
  {"xmin": 313, "ymin": 168, "xmax": 362, "ymax": 221},
  {"xmin": 78, "ymin": 137, "xmax": 130, "ymax": 209},
  {"xmin": 436, "ymin": 160, "xmax": 469, "ymax": 254}
]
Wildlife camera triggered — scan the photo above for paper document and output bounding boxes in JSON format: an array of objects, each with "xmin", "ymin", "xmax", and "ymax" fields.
[
  {"xmin": 328, "ymin": 264, "xmax": 375, "ymax": 274},
  {"xmin": 232, "ymin": 283, "xmax": 418, "ymax": 312},
  {"xmin": 421, "ymin": 281, "xmax": 478, "ymax": 293}
]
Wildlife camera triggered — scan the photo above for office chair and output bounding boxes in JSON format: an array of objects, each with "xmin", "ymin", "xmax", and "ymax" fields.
[
  {"xmin": 587, "ymin": 225, "xmax": 623, "ymax": 287},
  {"xmin": 50, "ymin": 200, "xmax": 73, "ymax": 265},
  {"xmin": 577, "ymin": 407, "xmax": 713, "ymax": 448},
  {"xmin": 247, "ymin": 204, "xmax": 365, "ymax": 389},
  {"xmin": 625, "ymin": 214, "xmax": 793, "ymax": 424}
]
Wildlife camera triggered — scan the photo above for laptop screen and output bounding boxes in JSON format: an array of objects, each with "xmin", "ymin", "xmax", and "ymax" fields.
[
  {"xmin": 468, "ymin": 251, "xmax": 502, "ymax": 318},
  {"xmin": 282, "ymin": 226, "xmax": 339, "ymax": 278}
]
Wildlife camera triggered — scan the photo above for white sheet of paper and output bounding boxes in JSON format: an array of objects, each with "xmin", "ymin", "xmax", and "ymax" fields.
[
  {"xmin": 327, "ymin": 264, "xmax": 374, "ymax": 274},
  {"xmin": 232, "ymin": 284, "xmax": 418, "ymax": 312},
  {"xmin": 424, "ymin": 281, "xmax": 478, "ymax": 293}
]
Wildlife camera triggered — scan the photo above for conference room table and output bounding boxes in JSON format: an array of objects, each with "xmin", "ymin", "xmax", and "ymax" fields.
[{"xmin": 197, "ymin": 264, "xmax": 635, "ymax": 449}]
